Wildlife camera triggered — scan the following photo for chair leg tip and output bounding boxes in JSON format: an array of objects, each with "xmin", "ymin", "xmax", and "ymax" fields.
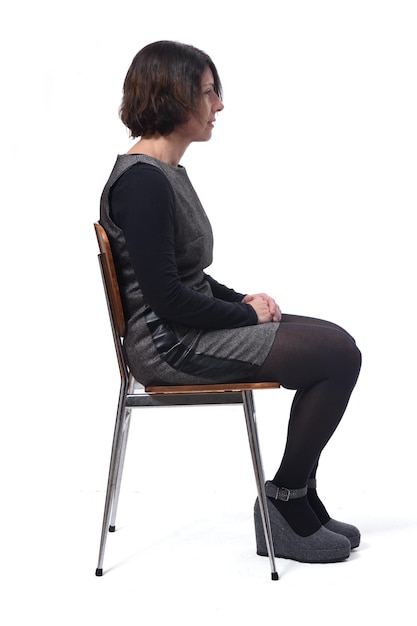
[
  {"xmin": 95, "ymin": 568, "xmax": 103, "ymax": 577},
  {"xmin": 109, "ymin": 525, "xmax": 116, "ymax": 532},
  {"xmin": 271, "ymin": 572, "xmax": 279, "ymax": 581}
]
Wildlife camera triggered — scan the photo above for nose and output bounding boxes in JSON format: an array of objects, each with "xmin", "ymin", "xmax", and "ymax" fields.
[{"xmin": 214, "ymin": 95, "xmax": 224, "ymax": 113}]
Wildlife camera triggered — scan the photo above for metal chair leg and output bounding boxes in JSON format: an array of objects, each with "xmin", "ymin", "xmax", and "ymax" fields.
[
  {"xmin": 242, "ymin": 390, "xmax": 279, "ymax": 581},
  {"xmin": 109, "ymin": 375, "xmax": 135, "ymax": 530},
  {"xmin": 95, "ymin": 380, "xmax": 129, "ymax": 576},
  {"xmin": 109, "ymin": 407, "xmax": 132, "ymax": 530}
]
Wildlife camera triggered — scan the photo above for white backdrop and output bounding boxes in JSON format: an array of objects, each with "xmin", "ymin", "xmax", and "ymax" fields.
[{"xmin": 1, "ymin": 1, "xmax": 416, "ymax": 623}]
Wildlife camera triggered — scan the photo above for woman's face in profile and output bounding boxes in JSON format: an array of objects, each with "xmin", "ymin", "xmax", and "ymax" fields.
[{"xmin": 179, "ymin": 67, "xmax": 224, "ymax": 143}]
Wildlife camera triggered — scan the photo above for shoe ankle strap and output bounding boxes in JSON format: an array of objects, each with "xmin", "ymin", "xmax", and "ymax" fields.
[
  {"xmin": 307, "ymin": 478, "xmax": 317, "ymax": 489},
  {"xmin": 265, "ymin": 481, "xmax": 308, "ymax": 502}
]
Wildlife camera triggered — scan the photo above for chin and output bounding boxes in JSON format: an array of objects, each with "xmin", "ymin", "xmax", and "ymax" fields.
[{"xmin": 194, "ymin": 134, "xmax": 212, "ymax": 143}]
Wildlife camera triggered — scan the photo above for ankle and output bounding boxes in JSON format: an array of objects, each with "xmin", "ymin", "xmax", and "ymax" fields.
[
  {"xmin": 270, "ymin": 496, "xmax": 322, "ymax": 537},
  {"xmin": 307, "ymin": 481, "xmax": 331, "ymax": 525}
]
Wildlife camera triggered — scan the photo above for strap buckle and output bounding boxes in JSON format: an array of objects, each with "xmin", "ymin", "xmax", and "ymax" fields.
[{"xmin": 275, "ymin": 487, "xmax": 291, "ymax": 502}]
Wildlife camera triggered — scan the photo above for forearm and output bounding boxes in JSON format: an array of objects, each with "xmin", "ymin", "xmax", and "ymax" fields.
[
  {"xmin": 144, "ymin": 274, "xmax": 257, "ymax": 328},
  {"xmin": 204, "ymin": 273, "xmax": 246, "ymax": 303}
]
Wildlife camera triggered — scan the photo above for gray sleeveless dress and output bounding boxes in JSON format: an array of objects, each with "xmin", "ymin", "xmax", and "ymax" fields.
[{"xmin": 99, "ymin": 154, "xmax": 279, "ymax": 386}]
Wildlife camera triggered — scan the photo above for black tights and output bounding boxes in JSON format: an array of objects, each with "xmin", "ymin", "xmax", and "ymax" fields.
[{"xmin": 255, "ymin": 314, "xmax": 362, "ymax": 535}]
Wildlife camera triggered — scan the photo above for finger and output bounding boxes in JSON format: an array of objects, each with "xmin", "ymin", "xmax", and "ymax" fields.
[{"xmin": 261, "ymin": 294, "xmax": 275, "ymax": 313}]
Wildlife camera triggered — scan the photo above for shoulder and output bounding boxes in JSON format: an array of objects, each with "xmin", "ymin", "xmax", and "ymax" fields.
[
  {"xmin": 116, "ymin": 161, "xmax": 170, "ymax": 186},
  {"xmin": 111, "ymin": 161, "xmax": 174, "ymax": 201}
]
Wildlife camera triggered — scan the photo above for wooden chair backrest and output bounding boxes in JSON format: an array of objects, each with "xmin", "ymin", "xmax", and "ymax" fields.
[{"xmin": 94, "ymin": 222, "xmax": 126, "ymax": 338}]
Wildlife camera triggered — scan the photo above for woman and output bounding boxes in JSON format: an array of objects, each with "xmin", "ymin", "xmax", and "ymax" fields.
[{"xmin": 99, "ymin": 40, "xmax": 362, "ymax": 564}]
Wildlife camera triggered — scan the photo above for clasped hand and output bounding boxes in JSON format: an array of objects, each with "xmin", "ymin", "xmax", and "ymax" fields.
[{"xmin": 242, "ymin": 293, "xmax": 281, "ymax": 324}]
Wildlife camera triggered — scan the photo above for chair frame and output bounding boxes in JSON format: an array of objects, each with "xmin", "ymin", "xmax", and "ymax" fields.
[{"xmin": 93, "ymin": 222, "xmax": 280, "ymax": 580}]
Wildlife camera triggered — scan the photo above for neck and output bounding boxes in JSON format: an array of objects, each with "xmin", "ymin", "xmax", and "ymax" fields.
[{"xmin": 126, "ymin": 133, "xmax": 189, "ymax": 166}]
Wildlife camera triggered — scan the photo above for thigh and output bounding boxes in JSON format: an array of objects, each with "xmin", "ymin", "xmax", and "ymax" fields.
[{"xmin": 256, "ymin": 318, "xmax": 356, "ymax": 388}]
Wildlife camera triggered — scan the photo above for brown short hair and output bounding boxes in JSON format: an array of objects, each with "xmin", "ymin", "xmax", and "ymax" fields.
[{"xmin": 120, "ymin": 40, "xmax": 222, "ymax": 138}]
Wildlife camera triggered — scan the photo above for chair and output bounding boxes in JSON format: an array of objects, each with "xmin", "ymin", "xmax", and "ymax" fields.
[{"xmin": 93, "ymin": 222, "xmax": 281, "ymax": 580}]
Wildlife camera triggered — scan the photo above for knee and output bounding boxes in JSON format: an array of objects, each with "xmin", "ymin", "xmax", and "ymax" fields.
[
  {"xmin": 352, "ymin": 343, "xmax": 362, "ymax": 376},
  {"xmin": 341, "ymin": 339, "xmax": 362, "ymax": 383}
]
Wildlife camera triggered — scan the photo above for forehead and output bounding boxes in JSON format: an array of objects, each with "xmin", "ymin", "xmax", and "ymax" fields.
[{"xmin": 201, "ymin": 67, "xmax": 214, "ymax": 86}]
